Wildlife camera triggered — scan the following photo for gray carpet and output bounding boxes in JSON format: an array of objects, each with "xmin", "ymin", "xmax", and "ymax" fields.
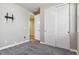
[{"xmin": 0, "ymin": 41, "xmax": 77, "ymax": 55}]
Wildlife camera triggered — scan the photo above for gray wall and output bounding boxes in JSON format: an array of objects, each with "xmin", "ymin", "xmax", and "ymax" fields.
[
  {"xmin": 77, "ymin": 4, "xmax": 79, "ymax": 53},
  {"xmin": 40, "ymin": 7, "xmax": 45, "ymax": 42},
  {"xmin": 69, "ymin": 3, "xmax": 77, "ymax": 49},
  {"xmin": 0, "ymin": 3, "xmax": 32, "ymax": 48}
]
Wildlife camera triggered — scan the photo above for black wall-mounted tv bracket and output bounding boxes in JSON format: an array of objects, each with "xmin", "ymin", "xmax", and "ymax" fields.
[{"xmin": 5, "ymin": 13, "xmax": 14, "ymax": 23}]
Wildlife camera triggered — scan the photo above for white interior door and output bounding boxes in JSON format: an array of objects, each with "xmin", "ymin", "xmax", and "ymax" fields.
[
  {"xmin": 35, "ymin": 15, "xmax": 40, "ymax": 40},
  {"xmin": 45, "ymin": 7, "xmax": 56, "ymax": 46},
  {"xmin": 55, "ymin": 4, "xmax": 70, "ymax": 49},
  {"xmin": 44, "ymin": 4, "xmax": 70, "ymax": 49}
]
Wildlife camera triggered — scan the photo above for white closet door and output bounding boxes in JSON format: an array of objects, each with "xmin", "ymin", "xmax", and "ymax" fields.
[
  {"xmin": 35, "ymin": 15, "xmax": 40, "ymax": 40},
  {"xmin": 55, "ymin": 4, "xmax": 70, "ymax": 49},
  {"xmin": 44, "ymin": 4, "xmax": 70, "ymax": 49},
  {"xmin": 44, "ymin": 7, "xmax": 56, "ymax": 46}
]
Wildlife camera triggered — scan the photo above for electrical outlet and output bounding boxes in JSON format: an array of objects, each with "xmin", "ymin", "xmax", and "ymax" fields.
[{"xmin": 24, "ymin": 36, "xmax": 26, "ymax": 39}]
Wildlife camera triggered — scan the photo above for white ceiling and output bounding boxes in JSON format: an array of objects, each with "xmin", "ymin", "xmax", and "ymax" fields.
[
  {"xmin": 18, "ymin": 3, "xmax": 46, "ymax": 13},
  {"xmin": 18, "ymin": 3, "xmax": 55, "ymax": 13}
]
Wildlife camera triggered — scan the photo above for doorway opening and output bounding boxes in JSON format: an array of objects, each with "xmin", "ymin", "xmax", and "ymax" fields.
[
  {"xmin": 29, "ymin": 15, "xmax": 36, "ymax": 43},
  {"xmin": 29, "ymin": 14, "xmax": 40, "ymax": 43}
]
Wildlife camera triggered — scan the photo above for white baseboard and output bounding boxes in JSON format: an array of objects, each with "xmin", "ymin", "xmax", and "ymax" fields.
[
  {"xmin": 69, "ymin": 49, "xmax": 78, "ymax": 55},
  {"xmin": 0, "ymin": 40, "xmax": 29, "ymax": 50},
  {"xmin": 40, "ymin": 42, "xmax": 78, "ymax": 55},
  {"xmin": 40, "ymin": 41, "xmax": 56, "ymax": 47},
  {"xmin": 78, "ymin": 50, "xmax": 79, "ymax": 55},
  {"xmin": 40, "ymin": 42, "xmax": 45, "ymax": 44}
]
